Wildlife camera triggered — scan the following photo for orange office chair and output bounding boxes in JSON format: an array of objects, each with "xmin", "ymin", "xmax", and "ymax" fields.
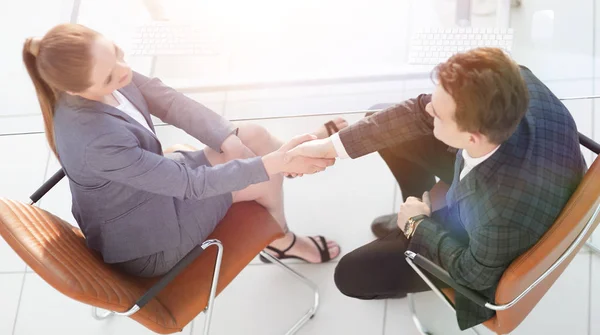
[
  {"xmin": 404, "ymin": 132, "xmax": 600, "ymax": 335},
  {"xmin": 0, "ymin": 145, "xmax": 319, "ymax": 335}
]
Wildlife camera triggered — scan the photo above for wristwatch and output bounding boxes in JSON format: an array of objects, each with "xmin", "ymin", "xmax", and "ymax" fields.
[{"xmin": 404, "ymin": 214, "xmax": 428, "ymax": 239}]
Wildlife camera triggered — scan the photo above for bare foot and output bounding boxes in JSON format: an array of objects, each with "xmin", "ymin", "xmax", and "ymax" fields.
[
  {"xmin": 312, "ymin": 117, "xmax": 349, "ymax": 140},
  {"xmin": 267, "ymin": 232, "xmax": 341, "ymax": 263}
]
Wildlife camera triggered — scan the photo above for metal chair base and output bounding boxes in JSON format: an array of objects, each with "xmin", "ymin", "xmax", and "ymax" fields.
[
  {"xmin": 92, "ymin": 246, "xmax": 319, "ymax": 335},
  {"xmin": 408, "ymin": 293, "xmax": 432, "ymax": 335},
  {"xmin": 259, "ymin": 250, "xmax": 320, "ymax": 335},
  {"xmin": 407, "ymin": 293, "xmax": 481, "ymax": 335},
  {"xmin": 92, "ymin": 305, "xmax": 140, "ymax": 320}
]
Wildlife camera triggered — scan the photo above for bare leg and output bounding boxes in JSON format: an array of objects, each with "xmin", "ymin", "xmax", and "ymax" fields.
[{"xmin": 203, "ymin": 122, "xmax": 345, "ymax": 263}]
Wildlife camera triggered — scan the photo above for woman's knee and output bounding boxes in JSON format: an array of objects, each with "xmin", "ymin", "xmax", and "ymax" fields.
[{"xmin": 237, "ymin": 123, "xmax": 272, "ymax": 147}]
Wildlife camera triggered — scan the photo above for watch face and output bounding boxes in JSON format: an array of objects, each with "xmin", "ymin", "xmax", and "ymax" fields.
[{"xmin": 404, "ymin": 221, "xmax": 413, "ymax": 238}]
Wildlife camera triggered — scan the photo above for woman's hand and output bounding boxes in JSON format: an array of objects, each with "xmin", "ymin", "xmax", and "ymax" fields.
[
  {"xmin": 262, "ymin": 134, "xmax": 335, "ymax": 176},
  {"xmin": 284, "ymin": 138, "xmax": 337, "ymax": 160}
]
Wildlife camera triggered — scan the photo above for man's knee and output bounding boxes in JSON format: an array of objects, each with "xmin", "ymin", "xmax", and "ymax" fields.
[
  {"xmin": 365, "ymin": 103, "xmax": 397, "ymax": 118},
  {"xmin": 334, "ymin": 255, "xmax": 356, "ymax": 297},
  {"xmin": 334, "ymin": 252, "xmax": 370, "ymax": 299},
  {"xmin": 368, "ymin": 103, "xmax": 395, "ymax": 112}
]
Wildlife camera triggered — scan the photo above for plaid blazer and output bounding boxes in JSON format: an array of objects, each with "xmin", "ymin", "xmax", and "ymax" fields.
[{"xmin": 339, "ymin": 66, "xmax": 587, "ymax": 329}]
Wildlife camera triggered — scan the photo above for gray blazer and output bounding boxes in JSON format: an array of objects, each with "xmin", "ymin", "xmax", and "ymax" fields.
[{"xmin": 53, "ymin": 72, "xmax": 269, "ymax": 263}]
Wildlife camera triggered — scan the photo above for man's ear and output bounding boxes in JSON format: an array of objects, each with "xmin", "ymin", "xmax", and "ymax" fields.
[{"xmin": 469, "ymin": 132, "xmax": 484, "ymax": 144}]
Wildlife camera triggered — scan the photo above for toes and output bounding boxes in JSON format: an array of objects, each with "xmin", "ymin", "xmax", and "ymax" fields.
[{"xmin": 328, "ymin": 245, "xmax": 341, "ymax": 258}]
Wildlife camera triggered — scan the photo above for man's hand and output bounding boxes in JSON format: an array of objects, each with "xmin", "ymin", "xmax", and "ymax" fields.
[
  {"xmin": 284, "ymin": 138, "xmax": 337, "ymax": 162},
  {"xmin": 263, "ymin": 134, "xmax": 335, "ymax": 176},
  {"xmin": 397, "ymin": 191, "xmax": 432, "ymax": 233}
]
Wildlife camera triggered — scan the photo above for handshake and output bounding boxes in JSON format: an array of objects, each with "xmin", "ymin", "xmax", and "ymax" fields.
[{"xmin": 262, "ymin": 134, "xmax": 339, "ymax": 177}]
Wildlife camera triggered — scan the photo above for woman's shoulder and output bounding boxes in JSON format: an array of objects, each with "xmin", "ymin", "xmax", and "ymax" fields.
[{"xmin": 54, "ymin": 98, "xmax": 123, "ymax": 146}]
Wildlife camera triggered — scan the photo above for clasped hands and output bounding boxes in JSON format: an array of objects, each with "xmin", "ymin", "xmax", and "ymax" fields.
[{"xmin": 262, "ymin": 135, "xmax": 339, "ymax": 177}]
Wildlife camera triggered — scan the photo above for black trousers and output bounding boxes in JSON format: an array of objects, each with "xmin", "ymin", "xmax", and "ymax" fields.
[{"xmin": 334, "ymin": 109, "xmax": 457, "ymax": 300}]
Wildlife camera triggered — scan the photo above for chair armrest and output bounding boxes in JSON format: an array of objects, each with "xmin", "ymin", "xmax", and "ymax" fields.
[
  {"xmin": 579, "ymin": 132, "xmax": 600, "ymax": 154},
  {"xmin": 405, "ymin": 251, "xmax": 490, "ymax": 308},
  {"xmin": 29, "ymin": 169, "xmax": 65, "ymax": 204}
]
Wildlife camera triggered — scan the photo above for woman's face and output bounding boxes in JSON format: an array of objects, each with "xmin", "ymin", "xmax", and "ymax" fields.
[{"xmin": 81, "ymin": 35, "xmax": 132, "ymax": 97}]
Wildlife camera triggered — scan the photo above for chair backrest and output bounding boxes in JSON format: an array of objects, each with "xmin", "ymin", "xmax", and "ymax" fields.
[
  {"xmin": 490, "ymin": 156, "xmax": 600, "ymax": 334},
  {"xmin": 0, "ymin": 198, "xmax": 179, "ymax": 330}
]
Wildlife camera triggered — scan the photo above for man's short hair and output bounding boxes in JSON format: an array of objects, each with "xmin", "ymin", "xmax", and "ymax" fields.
[{"xmin": 433, "ymin": 47, "xmax": 530, "ymax": 144}]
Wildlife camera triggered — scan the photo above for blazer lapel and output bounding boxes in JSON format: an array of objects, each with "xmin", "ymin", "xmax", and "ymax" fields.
[
  {"xmin": 446, "ymin": 150, "xmax": 478, "ymax": 207},
  {"xmin": 65, "ymin": 89, "xmax": 160, "ymax": 142},
  {"xmin": 118, "ymin": 84, "xmax": 157, "ymax": 134}
]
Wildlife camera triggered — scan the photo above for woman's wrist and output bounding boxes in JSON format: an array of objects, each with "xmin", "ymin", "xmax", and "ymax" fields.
[{"xmin": 262, "ymin": 152, "xmax": 283, "ymax": 176}]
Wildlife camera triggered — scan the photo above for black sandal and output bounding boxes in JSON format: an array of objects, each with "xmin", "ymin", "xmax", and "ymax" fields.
[
  {"xmin": 259, "ymin": 233, "xmax": 333, "ymax": 264},
  {"xmin": 285, "ymin": 120, "xmax": 340, "ymax": 179}
]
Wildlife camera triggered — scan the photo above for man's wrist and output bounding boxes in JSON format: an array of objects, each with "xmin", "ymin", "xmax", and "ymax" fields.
[
  {"xmin": 411, "ymin": 218, "xmax": 426, "ymax": 237},
  {"xmin": 404, "ymin": 214, "xmax": 428, "ymax": 239},
  {"xmin": 330, "ymin": 133, "xmax": 348, "ymax": 159}
]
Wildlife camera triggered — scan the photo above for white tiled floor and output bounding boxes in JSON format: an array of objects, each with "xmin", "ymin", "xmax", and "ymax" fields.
[
  {"xmin": 590, "ymin": 253, "xmax": 600, "ymax": 335},
  {"xmin": 0, "ymin": 274, "xmax": 24, "ymax": 335},
  {"xmin": 13, "ymin": 274, "xmax": 192, "ymax": 335},
  {"xmin": 192, "ymin": 262, "xmax": 386, "ymax": 335},
  {"xmin": 0, "ymin": 133, "xmax": 49, "ymax": 273}
]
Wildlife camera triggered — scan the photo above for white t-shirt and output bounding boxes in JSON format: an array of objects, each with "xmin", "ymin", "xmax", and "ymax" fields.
[
  {"xmin": 112, "ymin": 90, "xmax": 153, "ymax": 133},
  {"xmin": 330, "ymin": 133, "xmax": 500, "ymax": 180},
  {"xmin": 459, "ymin": 145, "xmax": 500, "ymax": 180}
]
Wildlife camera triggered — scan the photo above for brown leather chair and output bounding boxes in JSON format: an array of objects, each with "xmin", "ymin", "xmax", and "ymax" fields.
[
  {"xmin": 0, "ymin": 145, "xmax": 319, "ymax": 335},
  {"xmin": 404, "ymin": 132, "xmax": 600, "ymax": 335}
]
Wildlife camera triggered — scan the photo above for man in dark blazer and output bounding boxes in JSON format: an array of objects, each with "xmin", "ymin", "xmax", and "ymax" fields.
[{"xmin": 285, "ymin": 47, "xmax": 587, "ymax": 330}]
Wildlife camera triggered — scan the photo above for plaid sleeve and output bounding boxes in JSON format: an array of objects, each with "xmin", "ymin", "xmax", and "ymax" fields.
[
  {"xmin": 338, "ymin": 94, "xmax": 434, "ymax": 159},
  {"xmin": 408, "ymin": 216, "xmax": 535, "ymax": 291}
]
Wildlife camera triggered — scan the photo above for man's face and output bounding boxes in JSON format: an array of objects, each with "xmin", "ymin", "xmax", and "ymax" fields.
[{"xmin": 425, "ymin": 84, "xmax": 475, "ymax": 149}]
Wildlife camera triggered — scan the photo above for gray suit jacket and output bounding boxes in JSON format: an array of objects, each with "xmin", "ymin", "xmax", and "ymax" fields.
[{"xmin": 53, "ymin": 72, "xmax": 269, "ymax": 263}]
